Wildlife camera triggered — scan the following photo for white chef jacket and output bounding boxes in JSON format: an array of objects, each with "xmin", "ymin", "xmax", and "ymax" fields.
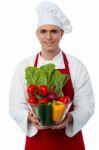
[{"xmin": 9, "ymin": 50, "xmax": 95, "ymax": 137}]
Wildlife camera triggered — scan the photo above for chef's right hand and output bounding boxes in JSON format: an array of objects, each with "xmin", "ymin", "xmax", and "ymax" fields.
[{"xmin": 28, "ymin": 110, "xmax": 43, "ymax": 130}]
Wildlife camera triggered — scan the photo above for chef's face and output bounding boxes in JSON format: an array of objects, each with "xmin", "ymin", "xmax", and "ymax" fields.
[{"xmin": 36, "ymin": 25, "xmax": 64, "ymax": 52}]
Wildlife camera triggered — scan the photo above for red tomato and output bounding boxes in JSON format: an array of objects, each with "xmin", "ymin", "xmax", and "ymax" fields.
[
  {"xmin": 38, "ymin": 98, "xmax": 48, "ymax": 105},
  {"xmin": 59, "ymin": 96, "xmax": 70, "ymax": 104},
  {"xmin": 27, "ymin": 84, "xmax": 37, "ymax": 95},
  {"xmin": 38, "ymin": 85, "xmax": 48, "ymax": 96},
  {"xmin": 27, "ymin": 95, "xmax": 37, "ymax": 105}
]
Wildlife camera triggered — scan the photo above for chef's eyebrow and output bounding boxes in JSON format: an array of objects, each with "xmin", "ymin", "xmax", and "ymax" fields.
[
  {"xmin": 39, "ymin": 29, "xmax": 46, "ymax": 33},
  {"xmin": 39, "ymin": 29, "xmax": 59, "ymax": 33}
]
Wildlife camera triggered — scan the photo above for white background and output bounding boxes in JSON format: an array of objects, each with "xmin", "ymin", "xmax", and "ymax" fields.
[{"xmin": 0, "ymin": 0, "xmax": 99, "ymax": 149}]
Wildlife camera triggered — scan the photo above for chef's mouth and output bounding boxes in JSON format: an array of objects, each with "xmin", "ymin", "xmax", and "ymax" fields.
[{"xmin": 44, "ymin": 42, "xmax": 54, "ymax": 45}]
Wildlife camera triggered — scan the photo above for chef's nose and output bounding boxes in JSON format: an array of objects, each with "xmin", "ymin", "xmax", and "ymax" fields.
[{"xmin": 46, "ymin": 32, "xmax": 52, "ymax": 40}]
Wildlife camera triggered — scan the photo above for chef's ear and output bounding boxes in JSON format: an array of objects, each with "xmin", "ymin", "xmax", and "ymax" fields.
[{"xmin": 36, "ymin": 30, "xmax": 39, "ymax": 38}]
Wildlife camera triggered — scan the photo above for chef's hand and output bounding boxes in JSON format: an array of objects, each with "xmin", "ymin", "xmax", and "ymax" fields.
[
  {"xmin": 51, "ymin": 113, "xmax": 73, "ymax": 130},
  {"xmin": 28, "ymin": 110, "xmax": 43, "ymax": 130}
]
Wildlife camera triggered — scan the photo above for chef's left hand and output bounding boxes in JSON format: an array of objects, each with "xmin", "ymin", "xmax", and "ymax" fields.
[{"xmin": 51, "ymin": 113, "xmax": 73, "ymax": 130}]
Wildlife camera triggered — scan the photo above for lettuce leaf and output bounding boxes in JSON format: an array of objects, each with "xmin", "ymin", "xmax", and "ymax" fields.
[
  {"xmin": 48, "ymin": 70, "xmax": 69, "ymax": 96},
  {"xmin": 25, "ymin": 63, "xmax": 69, "ymax": 96}
]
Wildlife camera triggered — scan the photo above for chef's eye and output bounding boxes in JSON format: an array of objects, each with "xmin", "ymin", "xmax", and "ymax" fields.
[{"xmin": 51, "ymin": 30, "xmax": 58, "ymax": 33}]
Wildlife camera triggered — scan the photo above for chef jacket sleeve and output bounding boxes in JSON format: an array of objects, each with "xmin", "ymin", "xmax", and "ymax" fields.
[
  {"xmin": 65, "ymin": 61, "xmax": 95, "ymax": 137},
  {"xmin": 9, "ymin": 62, "xmax": 38, "ymax": 137}
]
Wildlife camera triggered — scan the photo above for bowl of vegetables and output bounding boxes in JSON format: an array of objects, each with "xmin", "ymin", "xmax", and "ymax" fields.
[{"xmin": 25, "ymin": 64, "xmax": 71, "ymax": 127}]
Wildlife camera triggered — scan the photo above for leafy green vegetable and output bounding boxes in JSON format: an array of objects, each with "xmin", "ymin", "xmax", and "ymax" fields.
[
  {"xmin": 40, "ymin": 63, "xmax": 55, "ymax": 82},
  {"xmin": 25, "ymin": 63, "xmax": 69, "ymax": 96},
  {"xmin": 48, "ymin": 70, "xmax": 69, "ymax": 96},
  {"xmin": 25, "ymin": 66, "xmax": 36, "ymax": 86},
  {"xmin": 32, "ymin": 69, "xmax": 47, "ymax": 86}
]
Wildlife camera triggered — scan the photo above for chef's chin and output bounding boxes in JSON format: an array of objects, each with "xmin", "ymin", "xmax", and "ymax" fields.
[{"xmin": 43, "ymin": 47, "xmax": 55, "ymax": 52}]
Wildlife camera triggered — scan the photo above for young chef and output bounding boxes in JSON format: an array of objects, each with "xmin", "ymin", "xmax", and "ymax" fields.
[{"xmin": 9, "ymin": 1, "xmax": 95, "ymax": 150}]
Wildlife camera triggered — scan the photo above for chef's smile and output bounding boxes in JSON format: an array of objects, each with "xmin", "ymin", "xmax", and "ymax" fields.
[{"xmin": 44, "ymin": 41, "xmax": 54, "ymax": 45}]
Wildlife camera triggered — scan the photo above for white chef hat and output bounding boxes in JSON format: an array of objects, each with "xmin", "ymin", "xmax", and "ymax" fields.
[{"xmin": 36, "ymin": 1, "xmax": 72, "ymax": 33}]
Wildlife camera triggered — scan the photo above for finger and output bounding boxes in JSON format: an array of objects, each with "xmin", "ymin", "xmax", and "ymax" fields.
[
  {"xmin": 51, "ymin": 125, "xmax": 60, "ymax": 130},
  {"xmin": 58, "ymin": 119, "xmax": 69, "ymax": 129},
  {"xmin": 33, "ymin": 123, "xmax": 44, "ymax": 130},
  {"xmin": 52, "ymin": 119, "xmax": 68, "ymax": 130},
  {"xmin": 31, "ymin": 117, "xmax": 40, "ymax": 124},
  {"xmin": 28, "ymin": 110, "xmax": 33, "ymax": 116}
]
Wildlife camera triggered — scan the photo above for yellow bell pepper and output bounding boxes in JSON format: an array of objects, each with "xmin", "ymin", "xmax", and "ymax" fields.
[{"xmin": 52, "ymin": 100, "xmax": 65, "ymax": 122}]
